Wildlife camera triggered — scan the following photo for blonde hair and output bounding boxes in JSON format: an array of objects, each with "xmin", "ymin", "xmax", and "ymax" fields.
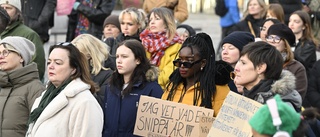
[
  {"xmin": 71, "ymin": 34, "xmax": 110, "ymax": 75},
  {"xmin": 119, "ymin": 7, "xmax": 147, "ymax": 34},
  {"xmin": 243, "ymin": 0, "xmax": 267, "ymax": 20},
  {"xmin": 148, "ymin": 7, "xmax": 177, "ymax": 40}
]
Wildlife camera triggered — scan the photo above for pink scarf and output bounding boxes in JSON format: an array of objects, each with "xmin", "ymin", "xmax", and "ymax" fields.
[{"xmin": 140, "ymin": 29, "xmax": 181, "ymax": 66}]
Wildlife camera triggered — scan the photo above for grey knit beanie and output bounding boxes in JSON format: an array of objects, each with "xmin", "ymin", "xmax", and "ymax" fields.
[
  {"xmin": 0, "ymin": 0, "xmax": 21, "ymax": 11},
  {"xmin": 1, "ymin": 36, "xmax": 35, "ymax": 66}
]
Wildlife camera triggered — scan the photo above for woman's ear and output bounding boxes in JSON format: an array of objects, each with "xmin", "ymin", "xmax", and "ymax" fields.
[
  {"xmin": 136, "ymin": 59, "xmax": 141, "ymax": 65},
  {"xmin": 257, "ymin": 63, "xmax": 267, "ymax": 75},
  {"xmin": 201, "ymin": 59, "xmax": 207, "ymax": 69},
  {"xmin": 71, "ymin": 68, "xmax": 76, "ymax": 75}
]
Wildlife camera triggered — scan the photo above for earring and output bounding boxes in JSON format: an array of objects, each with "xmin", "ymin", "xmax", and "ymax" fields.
[{"xmin": 201, "ymin": 67, "xmax": 203, "ymax": 71}]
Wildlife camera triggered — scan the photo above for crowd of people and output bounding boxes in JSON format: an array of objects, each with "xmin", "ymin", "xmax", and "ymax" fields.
[{"xmin": 0, "ymin": 0, "xmax": 319, "ymax": 137}]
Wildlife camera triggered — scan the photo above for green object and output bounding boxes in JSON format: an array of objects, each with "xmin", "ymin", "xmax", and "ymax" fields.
[{"xmin": 249, "ymin": 95, "xmax": 301, "ymax": 136}]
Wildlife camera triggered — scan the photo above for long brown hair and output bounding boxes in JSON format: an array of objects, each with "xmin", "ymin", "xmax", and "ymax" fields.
[{"xmin": 292, "ymin": 10, "xmax": 318, "ymax": 46}]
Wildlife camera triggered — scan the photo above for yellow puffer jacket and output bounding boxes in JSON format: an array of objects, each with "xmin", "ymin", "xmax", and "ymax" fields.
[
  {"xmin": 162, "ymin": 83, "xmax": 230, "ymax": 117},
  {"xmin": 146, "ymin": 43, "xmax": 181, "ymax": 90}
]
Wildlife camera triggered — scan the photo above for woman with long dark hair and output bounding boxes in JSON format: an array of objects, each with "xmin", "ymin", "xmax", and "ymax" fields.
[{"xmin": 162, "ymin": 33, "xmax": 230, "ymax": 117}]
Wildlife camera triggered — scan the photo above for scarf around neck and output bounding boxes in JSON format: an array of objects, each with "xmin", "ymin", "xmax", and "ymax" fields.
[
  {"xmin": 28, "ymin": 78, "xmax": 72, "ymax": 124},
  {"xmin": 140, "ymin": 29, "xmax": 181, "ymax": 66},
  {"xmin": 243, "ymin": 79, "xmax": 273, "ymax": 100}
]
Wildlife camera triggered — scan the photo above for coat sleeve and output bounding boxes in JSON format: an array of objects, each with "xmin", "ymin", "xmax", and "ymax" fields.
[
  {"xmin": 27, "ymin": 83, "xmax": 45, "ymax": 111},
  {"xmin": 173, "ymin": 0, "xmax": 188, "ymax": 23},
  {"xmin": 158, "ymin": 43, "xmax": 181, "ymax": 90},
  {"xmin": 306, "ymin": 61, "xmax": 320, "ymax": 108},
  {"xmin": 149, "ymin": 83, "xmax": 163, "ymax": 98},
  {"xmin": 26, "ymin": 33, "xmax": 45, "ymax": 80},
  {"xmin": 70, "ymin": 98, "xmax": 103, "ymax": 137},
  {"xmin": 294, "ymin": 42, "xmax": 317, "ymax": 72},
  {"xmin": 76, "ymin": 0, "xmax": 115, "ymax": 25},
  {"xmin": 30, "ymin": 0, "xmax": 56, "ymax": 27},
  {"xmin": 293, "ymin": 63, "xmax": 308, "ymax": 99}
]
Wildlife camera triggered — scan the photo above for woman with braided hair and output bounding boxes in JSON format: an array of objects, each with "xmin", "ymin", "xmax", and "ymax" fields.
[{"xmin": 161, "ymin": 33, "xmax": 230, "ymax": 117}]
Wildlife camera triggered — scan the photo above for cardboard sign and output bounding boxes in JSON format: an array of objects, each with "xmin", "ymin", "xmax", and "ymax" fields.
[
  {"xmin": 208, "ymin": 92, "xmax": 262, "ymax": 137},
  {"xmin": 134, "ymin": 95, "xmax": 214, "ymax": 137},
  {"xmin": 199, "ymin": 116, "xmax": 215, "ymax": 137}
]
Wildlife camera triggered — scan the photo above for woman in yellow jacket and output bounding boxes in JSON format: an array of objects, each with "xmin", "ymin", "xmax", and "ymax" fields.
[
  {"xmin": 140, "ymin": 7, "xmax": 182, "ymax": 90},
  {"xmin": 161, "ymin": 33, "xmax": 230, "ymax": 117}
]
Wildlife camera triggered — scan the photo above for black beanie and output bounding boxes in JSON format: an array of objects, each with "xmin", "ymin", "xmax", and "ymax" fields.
[
  {"xmin": 267, "ymin": 23, "xmax": 296, "ymax": 47},
  {"xmin": 103, "ymin": 15, "xmax": 121, "ymax": 31},
  {"xmin": 177, "ymin": 24, "xmax": 196, "ymax": 36},
  {"xmin": 221, "ymin": 31, "xmax": 255, "ymax": 52}
]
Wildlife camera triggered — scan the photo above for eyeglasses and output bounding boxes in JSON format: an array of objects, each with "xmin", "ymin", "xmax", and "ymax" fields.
[
  {"xmin": 266, "ymin": 35, "xmax": 282, "ymax": 43},
  {"xmin": 173, "ymin": 59, "xmax": 202, "ymax": 68},
  {"xmin": 0, "ymin": 49, "xmax": 13, "ymax": 57}
]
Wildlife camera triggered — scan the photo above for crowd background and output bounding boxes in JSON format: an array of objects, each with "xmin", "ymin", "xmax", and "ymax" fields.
[{"xmin": 1, "ymin": 0, "xmax": 320, "ymax": 136}]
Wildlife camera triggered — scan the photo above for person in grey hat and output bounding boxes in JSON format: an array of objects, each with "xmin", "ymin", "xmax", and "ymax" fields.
[
  {"xmin": 0, "ymin": 0, "xmax": 45, "ymax": 81},
  {"xmin": 0, "ymin": 36, "xmax": 45, "ymax": 137},
  {"xmin": 102, "ymin": 14, "xmax": 121, "ymax": 41}
]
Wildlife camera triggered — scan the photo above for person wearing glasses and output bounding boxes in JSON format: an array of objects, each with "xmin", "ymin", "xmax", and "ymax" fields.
[
  {"xmin": 0, "ymin": 0, "xmax": 45, "ymax": 81},
  {"xmin": 161, "ymin": 33, "xmax": 230, "ymax": 117},
  {"xmin": 233, "ymin": 41, "xmax": 302, "ymax": 112},
  {"xmin": 103, "ymin": 39, "xmax": 162, "ymax": 137},
  {"xmin": 26, "ymin": 42, "xmax": 103, "ymax": 137},
  {"xmin": 259, "ymin": 18, "xmax": 281, "ymax": 41},
  {"xmin": 266, "ymin": 23, "xmax": 307, "ymax": 101},
  {"xmin": 0, "ymin": 36, "xmax": 45, "ymax": 137},
  {"xmin": 140, "ymin": 7, "xmax": 182, "ymax": 90}
]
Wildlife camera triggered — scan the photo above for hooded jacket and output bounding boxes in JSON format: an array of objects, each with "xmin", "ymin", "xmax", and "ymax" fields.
[
  {"xmin": 0, "ymin": 63, "xmax": 45, "ymax": 137},
  {"xmin": 103, "ymin": 66, "xmax": 163, "ymax": 137},
  {"xmin": 244, "ymin": 70, "xmax": 302, "ymax": 111}
]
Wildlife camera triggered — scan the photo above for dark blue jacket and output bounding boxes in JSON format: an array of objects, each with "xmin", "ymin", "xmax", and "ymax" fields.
[{"xmin": 103, "ymin": 81, "xmax": 163, "ymax": 137}]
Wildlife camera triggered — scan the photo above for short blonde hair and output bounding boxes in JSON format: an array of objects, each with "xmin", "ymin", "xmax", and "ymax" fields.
[
  {"xmin": 71, "ymin": 34, "xmax": 110, "ymax": 75},
  {"xmin": 119, "ymin": 7, "xmax": 147, "ymax": 34}
]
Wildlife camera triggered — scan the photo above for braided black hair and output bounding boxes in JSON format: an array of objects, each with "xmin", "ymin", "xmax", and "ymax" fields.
[{"xmin": 165, "ymin": 33, "xmax": 216, "ymax": 109}]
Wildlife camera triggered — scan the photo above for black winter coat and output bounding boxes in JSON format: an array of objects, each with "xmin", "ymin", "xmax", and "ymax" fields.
[
  {"xmin": 91, "ymin": 68, "xmax": 113, "ymax": 108},
  {"xmin": 21, "ymin": 0, "xmax": 56, "ymax": 42},
  {"xmin": 294, "ymin": 39, "xmax": 317, "ymax": 76},
  {"xmin": 305, "ymin": 60, "xmax": 320, "ymax": 109},
  {"xmin": 228, "ymin": 15, "xmax": 265, "ymax": 38},
  {"xmin": 105, "ymin": 33, "xmax": 141, "ymax": 58},
  {"xmin": 66, "ymin": 0, "xmax": 115, "ymax": 41}
]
